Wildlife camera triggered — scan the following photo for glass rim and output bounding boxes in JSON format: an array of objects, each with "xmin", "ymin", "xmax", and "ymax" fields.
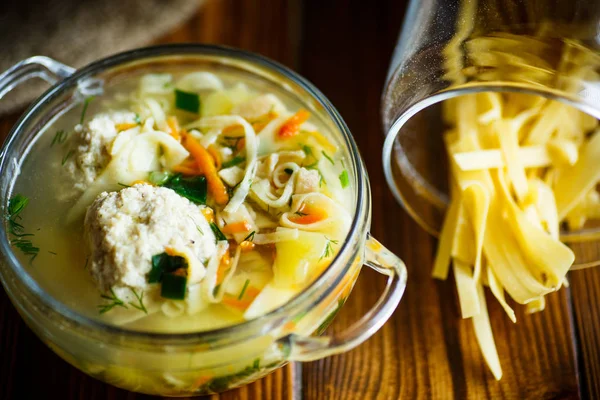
[
  {"xmin": 382, "ymin": 81, "xmax": 600, "ymax": 241},
  {"xmin": 0, "ymin": 44, "xmax": 367, "ymax": 345}
]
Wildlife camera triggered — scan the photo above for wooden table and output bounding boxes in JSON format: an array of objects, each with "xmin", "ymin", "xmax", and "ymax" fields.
[{"xmin": 1, "ymin": 0, "xmax": 599, "ymax": 399}]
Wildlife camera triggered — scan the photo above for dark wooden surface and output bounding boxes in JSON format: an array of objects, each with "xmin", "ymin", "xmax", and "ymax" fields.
[{"xmin": 1, "ymin": 0, "xmax": 599, "ymax": 399}]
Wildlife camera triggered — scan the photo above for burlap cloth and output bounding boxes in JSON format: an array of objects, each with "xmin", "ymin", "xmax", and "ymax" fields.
[{"xmin": 0, "ymin": 0, "xmax": 203, "ymax": 115}]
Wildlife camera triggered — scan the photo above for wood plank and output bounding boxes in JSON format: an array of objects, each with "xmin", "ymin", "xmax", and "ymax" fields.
[
  {"xmin": 570, "ymin": 268, "xmax": 600, "ymax": 399},
  {"xmin": 298, "ymin": 0, "xmax": 580, "ymax": 398}
]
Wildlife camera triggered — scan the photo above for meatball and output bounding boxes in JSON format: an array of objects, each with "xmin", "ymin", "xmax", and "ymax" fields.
[
  {"xmin": 84, "ymin": 184, "xmax": 216, "ymax": 293},
  {"xmin": 65, "ymin": 111, "xmax": 137, "ymax": 191}
]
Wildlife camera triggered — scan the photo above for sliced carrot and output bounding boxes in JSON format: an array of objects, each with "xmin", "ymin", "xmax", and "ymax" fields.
[
  {"xmin": 236, "ymin": 138, "xmax": 246, "ymax": 152},
  {"xmin": 115, "ymin": 122, "xmax": 138, "ymax": 132},
  {"xmin": 239, "ymin": 240, "xmax": 255, "ymax": 252},
  {"xmin": 201, "ymin": 207, "xmax": 214, "ymax": 223},
  {"xmin": 167, "ymin": 116, "xmax": 181, "ymax": 141},
  {"xmin": 289, "ymin": 203, "xmax": 328, "ymax": 224},
  {"xmin": 221, "ymin": 287, "xmax": 261, "ymax": 310},
  {"xmin": 182, "ymin": 132, "xmax": 229, "ymax": 205},
  {"xmin": 278, "ymin": 109, "xmax": 310, "ymax": 138},
  {"xmin": 216, "ymin": 251, "xmax": 231, "ymax": 283},
  {"xmin": 221, "ymin": 221, "xmax": 252, "ymax": 234},
  {"xmin": 172, "ymin": 165, "xmax": 202, "ymax": 176},
  {"xmin": 208, "ymin": 145, "xmax": 222, "ymax": 169}
]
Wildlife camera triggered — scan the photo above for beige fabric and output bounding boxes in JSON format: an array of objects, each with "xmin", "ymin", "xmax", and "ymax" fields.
[{"xmin": 0, "ymin": 0, "xmax": 202, "ymax": 115}]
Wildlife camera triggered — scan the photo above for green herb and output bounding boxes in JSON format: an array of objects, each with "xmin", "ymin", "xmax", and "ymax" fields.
[
  {"xmin": 129, "ymin": 288, "xmax": 148, "ymax": 314},
  {"xmin": 213, "ymin": 283, "xmax": 221, "ymax": 297},
  {"xmin": 322, "ymin": 151, "xmax": 334, "ymax": 165},
  {"xmin": 80, "ymin": 96, "xmax": 95, "ymax": 125},
  {"xmin": 302, "ymin": 145, "xmax": 313, "ymax": 156},
  {"xmin": 51, "ymin": 130, "xmax": 68, "ymax": 147},
  {"xmin": 243, "ymin": 230, "xmax": 255, "ymax": 242},
  {"xmin": 148, "ymin": 171, "xmax": 171, "ymax": 186},
  {"xmin": 48, "ymin": 251, "xmax": 57, "ymax": 255},
  {"xmin": 61, "ymin": 149, "xmax": 74, "ymax": 166},
  {"xmin": 134, "ymin": 113, "xmax": 142, "ymax": 125},
  {"xmin": 98, "ymin": 288, "xmax": 128, "ymax": 314},
  {"xmin": 294, "ymin": 210, "xmax": 308, "ymax": 217},
  {"xmin": 284, "ymin": 168, "xmax": 294, "ymax": 175},
  {"xmin": 161, "ymin": 273, "xmax": 187, "ymax": 300},
  {"xmin": 320, "ymin": 236, "xmax": 339, "ymax": 260},
  {"xmin": 238, "ymin": 279, "xmax": 251, "ymax": 300},
  {"xmin": 222, "ymin": 156, "xmax": 246, "ymax": 169},
  {"xmin": 316, "ymin": 297, "xmax": 346, "ymax": 335},
  {"xmin": 149, "ymin": 252, "xmax": 187, "ymax": 283},
  {"xmin": 10, "ymin": 238, "xmax": 40, "ymax": 263},
  {"xmin": 175, "ymin": 89, "xmax": 201, "ymax": 114},
  {"xmin": 84, "ymin": 256, "xmax": 89, "ymax": 270},
  {"xmin": 117, "ymin": 182, "xmax": 130, "ymax": 188},
  {"xmin": 339, "ymin": 170, "xmax": 349, "ymax": 188},
  {"xmin": 7, "ymin": 194, "xmax": 39, "ymax": 262},
  {"xmin": 210, "ymin": 223, "xmax": 227, "ymax": 241},
  {"xmin": 163, "ymin": 174, "xmax": 207, "ymax": 204}
]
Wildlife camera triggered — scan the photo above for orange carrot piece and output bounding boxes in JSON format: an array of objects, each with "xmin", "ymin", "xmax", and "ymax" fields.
[
  {"xmin": 191, "ymin": 375, "xmax": 213, "ymax": 390},
  {"xmin": 289, "ymin": 203, "xmax": 328, "ymax": 224},
  {"xmin": 208, "ymin": 145, "xmax": 222, "ymax": 169},
  {"xmin": 221, "ymin": 221, "xmax": 252, "ymax": 234},
  {"xmin": 239, "ymin": 240, "xmax": 255, "ymax": 252},
  {"xmin": 216, "ymin": 251, "xmax": 231, "ymax": 283},
  {"xmin": 201, "ymin": 207, "xmax": 214, "ymax": 223},
  {"xmin": 172, "ymin": 165, "xmax": 202, "ymax": 176},
  {"xmin": 222, "ymin": 287, "xmax": 261, "ymax": 310},
  {"xmin": 167, "ymin": 116, "xmax": 181, "ymax": 141},
  {"xmin": 182, "ymin": 133, "xmax": 229, "ymax": 205},
  {"xmin": 278, "ymin": 109, "xmax": 310, "ymax": 138},
  {"xmin": 115, "ymin": 122, "xmax": 138, "ymax": 132},
  {"xmin": 130, "ymin": 179, "xmax": 150, "ymax": 186}
]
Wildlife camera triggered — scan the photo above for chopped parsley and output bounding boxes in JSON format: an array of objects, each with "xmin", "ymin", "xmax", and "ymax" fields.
[
  {"xmin": 51, "ymin": 130, "xmax": 68, "ymax": 147},
  {"xmin": 162, "ymin": 174, "xmax": 207, "ymax": 205},
  {"xmin": 302, "ymin": 145, "xmax": 313, "ymax": 156},
  {"xmin": 294, "ymin": 210, "xmax": 308, "ymax": 217},
  {"xmin": 322, "ymin": 151, "xmax": 334, "ymax": 165},
  {"xmin": 339, "ymin": 170, "xmax": 350, "ymax": 188},
  {"xmin": 97, "ymin": 288, "xmax": 127, "ymax": 314},
  {"xmin": 238, "ymin": 279, "xmax": 251, "ymax": 300},
  {"xmin": 117, "ymin": 182, "xmax": 130, "ymax": 188},
  {"xmin": 80, "ymin": 96, "xmax": 95, "ymax": 125},
  {"xmin": 48, "ymin": 251, "xmax": 57, "ymax": 255},
  {"xmin": 222, "ymin": 156, "xmax": 246, "ymax": 169},
  {"xmin": 175, "ymin": 89, "xmax": 201, "ymax": 114},
  {"xmin": 316, "ymin": 297, "xmax": 346, "ymax": 335},
  {"xmin": 211, "ymin": 223, "xmax": 227, "ymax": 242},
  {"xmin": 134, "ymin": 113, "xmax": 142, "ymax": 125},
  {"xmin": 149, "ymin": 252, "xmax": 189, "ymax": 300}
]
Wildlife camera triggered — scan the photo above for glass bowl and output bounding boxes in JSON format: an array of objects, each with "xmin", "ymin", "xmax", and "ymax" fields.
[{"xmin": 0, "ymin": 45, "xmax": 407, "ymax": 396}]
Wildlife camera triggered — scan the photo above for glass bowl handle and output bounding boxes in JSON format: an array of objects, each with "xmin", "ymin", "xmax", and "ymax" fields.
[
  {"xmin": 282, "ymin": 233, "xmax": 407, "ymax": 362},
  {"xmin": 0, "ymin": 56, "xmax": 75, "ymax": 100}
]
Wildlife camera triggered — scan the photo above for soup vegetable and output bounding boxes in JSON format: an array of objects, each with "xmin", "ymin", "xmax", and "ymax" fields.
[
  {"xmin": 435, "ymin": 92, "xmax": 599, "ymax": 380},
  {"xmin": 8, "ymin": 71, "xmax": 353, "ymax": 334}
]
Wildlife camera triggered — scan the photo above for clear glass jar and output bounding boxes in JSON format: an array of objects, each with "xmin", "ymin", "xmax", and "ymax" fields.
[
  {"xmin": 381, "ymin": 0, "xmax": 600, "ymax": 266},
  {"xmin": 0, "ymin": 45, "xmax": 407, "ymax": 396}
]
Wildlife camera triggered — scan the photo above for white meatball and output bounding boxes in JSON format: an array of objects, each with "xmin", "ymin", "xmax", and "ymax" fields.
[
  {"xmin": 84, "ymin": 184, "xmax": 215, "ymax": 292},
  {"xmin": 65, "ymin": 111, "xmax": 137, "ymax": 191}
]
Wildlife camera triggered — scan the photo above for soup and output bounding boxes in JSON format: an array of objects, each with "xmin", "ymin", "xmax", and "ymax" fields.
[{"xmin": 8, "ymin": 69, "xmax": 354, "ymax": 334}]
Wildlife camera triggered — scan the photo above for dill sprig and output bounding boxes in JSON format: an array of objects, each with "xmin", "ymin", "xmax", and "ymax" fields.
[
  {"xmin": 51, "ymin": 130, "xmax": 68, "ymax": 147},
  {"xmin": 7, "ymin": 194, "xmax": 39, "ymax": 263},
  {"xmin": 61, "ymin": 149, "xmax": 74, "ymax": 166},
  {"xmin": 80, "ymin": 96, "xmax": 95, "ymax": 124},
  {"xmin": 322, "ymin": 151, "xmax": 335, "ymax": 165},
  {"xmin": 320, "ymin": 236, "xmax": 339, "ymax": 260},
  {"xmin": 97, "ymin": 288, "xmax": 128, "ymax": 314},
  {"xmin": 294, "ymin": 210, "xmax": 308, "ymax": 217},
  {"xmin": 128, "ymin": 288, "xmax": 148, "ymax": 314},
  {"xmin": 238, "ymin": 279, "xmax": 251, "ymax": 300},
  {"xmin": 243, "ymin": 230, "xmax": 256, "ymax": 242}
]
